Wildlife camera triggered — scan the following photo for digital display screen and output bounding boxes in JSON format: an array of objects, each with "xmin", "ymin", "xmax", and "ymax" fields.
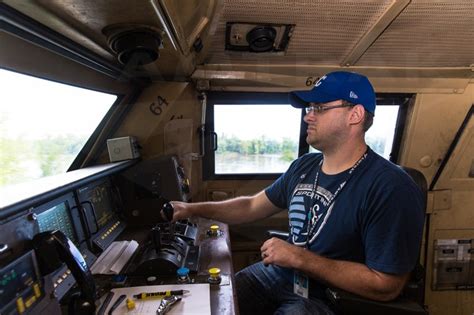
[
  {"xmin": 90, "ymin": 184, "xmax": 114, "ymax": 229},
  {"xmin": 37, "ymin": 202, "xmax": 77, "ymax": 243}
]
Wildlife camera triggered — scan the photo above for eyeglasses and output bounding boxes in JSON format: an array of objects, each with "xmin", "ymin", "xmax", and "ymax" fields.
[{"xmin": 305, "ymin": 103, "xmax": 354, "ymax": 114}]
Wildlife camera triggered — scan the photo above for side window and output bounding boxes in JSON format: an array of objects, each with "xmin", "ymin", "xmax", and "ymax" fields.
[
  {"xmin": 204, "ymin": 92, "xmax": 410, "ymax": 179},
  {"xmin": 365, "ymin": 104, "xmax": 400, "ymax": 159},
  {"xmin": 214, "ymin": 104, "xmax": 301, "ymax": 173},
  {"xmin": 203, "ymin": 93, "xmax": 303, "ymax": 179}
]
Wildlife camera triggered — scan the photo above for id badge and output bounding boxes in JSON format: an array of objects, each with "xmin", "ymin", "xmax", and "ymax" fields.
[{"xmin": 293, "ymin": 271, "xmax": 309, "ymax": 298}]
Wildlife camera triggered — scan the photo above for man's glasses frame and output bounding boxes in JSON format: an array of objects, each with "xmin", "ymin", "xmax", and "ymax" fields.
[{"xmin": 305, "ymin": 101, "xmax": 355, "ymax": 114}]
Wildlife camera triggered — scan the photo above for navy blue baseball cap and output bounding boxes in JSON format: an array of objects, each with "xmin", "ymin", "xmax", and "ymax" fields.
[{"xmin": 289, "ymin": 71, "xmax": 376, "ymax": 114}]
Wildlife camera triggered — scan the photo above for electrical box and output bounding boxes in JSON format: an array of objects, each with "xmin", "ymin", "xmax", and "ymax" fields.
[
  {"xmin": 433, "ymin": 239, "xmax": 474, "ymax": 290},
  {"xmin": 107, "ymin": 136, "xmax": 140, "ymax": 162},
  {"xmin": 114, "ymin": 155, "xmax": 191, "ymax": 226}
]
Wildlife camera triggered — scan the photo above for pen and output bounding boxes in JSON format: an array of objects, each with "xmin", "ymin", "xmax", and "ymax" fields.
[
  {"xmin": 108, "ymin": 294, "xmax": 127, "ymax": 315},
  {"xmin": 133, "ymin": 290, "xmax": 190, "ymax": 299}
]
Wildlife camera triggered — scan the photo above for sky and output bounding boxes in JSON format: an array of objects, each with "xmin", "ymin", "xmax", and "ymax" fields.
[
  {"xmin": 214, "ymin": 104, "xmax": 302, "ymax": 140},
  {"xmin": 0, "ymin": 69, "xmax": 117, "ymax": 139}
]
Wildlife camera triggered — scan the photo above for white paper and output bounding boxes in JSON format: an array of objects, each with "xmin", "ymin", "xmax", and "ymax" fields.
[
  {"xmin": 91, "ymin": 240, "xmax": 138, "ymax": 275},
  {"xmin": 110, "ymin": 240, "xmax": 139, "ymax": 274},
  {"xmin": 102, "ymin": 283, "xmax": 210, "ymax": 315}
]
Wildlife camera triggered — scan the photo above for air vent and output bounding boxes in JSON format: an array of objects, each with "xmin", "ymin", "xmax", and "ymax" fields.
[
  {"xmin": 225, "ymin": 22, "xmax": 294, "ymax": 54},
  {"xmin": 103, "ymin": 24, "xmax": 163, "ymax": 66}
]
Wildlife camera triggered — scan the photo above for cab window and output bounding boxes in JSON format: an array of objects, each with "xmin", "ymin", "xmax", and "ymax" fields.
[
  {"xmin": 204, "ymin": 92, "xmax": 410, "ymax": 179},
  {"xmin": 0, "ymin": 69, "xmax": 118, "ymax": 188}
]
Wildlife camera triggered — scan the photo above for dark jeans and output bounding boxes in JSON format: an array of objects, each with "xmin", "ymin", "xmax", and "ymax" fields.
[{"xmin": 235, "ymin": 262, "xmax": 335, "ymax": 315}]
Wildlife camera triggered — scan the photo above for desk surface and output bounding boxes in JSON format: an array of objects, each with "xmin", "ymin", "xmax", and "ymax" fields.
[
  {"xmin": 104, "ymin": 218, "xmax": 237, "ymax": 315},
  {"xmin": 197, "ymin": 219, "xmax": 237, "ymax": 315}
]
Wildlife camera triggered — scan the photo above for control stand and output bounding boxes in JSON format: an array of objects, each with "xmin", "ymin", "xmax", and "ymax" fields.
[{"xmin": 130, "ymin": 203, "xmax": 200, "ymax": 276}]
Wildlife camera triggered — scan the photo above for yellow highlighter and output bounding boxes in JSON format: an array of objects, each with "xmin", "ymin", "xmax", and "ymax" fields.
[{"xmin": 133, "ymin": 290, "xmax": 190, "ymax": 300}]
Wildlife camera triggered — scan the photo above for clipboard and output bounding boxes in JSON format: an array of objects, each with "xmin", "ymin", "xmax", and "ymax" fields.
[{"xmin": 99, "ymin": 283, "xmax": 210, "ymax": 315}]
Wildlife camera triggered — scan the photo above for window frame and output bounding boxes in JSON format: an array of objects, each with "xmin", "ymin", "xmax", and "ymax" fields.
[{"xmin": 203, "ymin": 92, "xmax": 412, "ymax": 180}]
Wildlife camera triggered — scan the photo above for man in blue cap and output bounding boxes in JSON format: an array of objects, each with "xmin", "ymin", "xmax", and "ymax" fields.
[{"xmin": 163, "ymin": 71, "xmax": 424, "ymax": 314}]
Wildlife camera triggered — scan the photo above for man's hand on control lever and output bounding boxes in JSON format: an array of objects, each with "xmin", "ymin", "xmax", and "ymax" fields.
[{"xmin": 160, "ymin": 201, "xmax": 192, "ymax": 222}]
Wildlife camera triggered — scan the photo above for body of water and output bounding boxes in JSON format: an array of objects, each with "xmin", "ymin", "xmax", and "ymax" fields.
[{"xmin": 216, "ymin": 153, "xmax": 294, "ymax": 174}]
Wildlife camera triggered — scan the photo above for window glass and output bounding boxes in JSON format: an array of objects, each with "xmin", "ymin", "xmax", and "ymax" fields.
[
  {"xmin": 308, "ymin": 106, "xmax": 400, "ymax": 160},
  {"xmin": 365, "ymin": 106, "xmax": 399, "ymax": 159},
  {"xmin": 207, "ymin": 94, "xmax": 406, "ymax": 178},
  {"xmin": 0, "ymin": 69, "xmax": 117, "ymax": 188},
  {"xmin": 214, "ymin": 104, "xmax": 301, "ymax": 174}
]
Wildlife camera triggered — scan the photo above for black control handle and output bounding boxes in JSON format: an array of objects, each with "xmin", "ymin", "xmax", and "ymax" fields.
[
  {"xmin": 32, "ymin": 230, "xmax": 96, "ymax": 314},
  {"xmin": 151, "ymin": 226, "xmax": 162, "ymax": 253},
  {"xmin": 162, "ymin": 202, "xmax": 174, "ymax": 222}
]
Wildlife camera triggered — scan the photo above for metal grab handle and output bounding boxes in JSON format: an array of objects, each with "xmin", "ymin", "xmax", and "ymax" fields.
[
  {"xmin": 211, "ymin": 132, "xmax": 218, "ymax": 151},
  {"xmin": 198, "ymin": 125, "xmax": 206, "ymax": 156}
]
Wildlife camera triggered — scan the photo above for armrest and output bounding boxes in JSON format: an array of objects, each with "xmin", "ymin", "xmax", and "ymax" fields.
[
  {"xmin": 325, "ymin": 287, "xmax": 428, "ymax": 315},
  {"xmin": 267, "ymin": 230, "xmax": 289, "ymax": 240}
]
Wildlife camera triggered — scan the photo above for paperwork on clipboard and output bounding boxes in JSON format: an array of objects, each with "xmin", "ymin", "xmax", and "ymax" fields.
[
  {"xmin": 91, "ymin": 240, "xmax": 138, "ymax": 275},
  {"xmin": 101, "ymin": 283, "xmax": 211, "ymax": 315}
]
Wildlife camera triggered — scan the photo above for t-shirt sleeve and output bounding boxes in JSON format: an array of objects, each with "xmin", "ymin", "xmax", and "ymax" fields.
[
  {"xmin": 265, "ymin": 158, "xmax": 302, "ymax": 209},
  {"xmin": 362, "ymin": 170, "xmax": 425, "ymax": 275}
]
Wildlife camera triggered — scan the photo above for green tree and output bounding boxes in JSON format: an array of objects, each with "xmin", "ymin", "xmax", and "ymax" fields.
[
  {"xmin": 280, "ymin": 138, "xmax": 298, "ymax": 162},
  {"xmin": 34, "ymin": 134, "xmax": 85, "ymax": 177},
  {"xmin": 0, "ymin": 114, "xmax": 31, "ymax": 186},
  {"xmin": 0, "ymin": 137, "xmax": 30, "ymax": 186}
]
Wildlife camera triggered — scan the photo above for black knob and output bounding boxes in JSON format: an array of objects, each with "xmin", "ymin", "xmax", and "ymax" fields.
[{"xmin": 162, "ymin": 202, "xmax": 174, "ymax": 222}]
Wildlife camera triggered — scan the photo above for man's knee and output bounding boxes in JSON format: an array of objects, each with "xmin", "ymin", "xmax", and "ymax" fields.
[
  {"xmin": 274, "ymin": 297, "xmax": 335, "ymax": 315},
  {"xmin": 235, "ymin": 264, "xmax": 277, "ymax": 315}
]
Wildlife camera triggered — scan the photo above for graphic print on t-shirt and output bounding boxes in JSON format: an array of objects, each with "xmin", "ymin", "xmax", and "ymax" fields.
[{"xmin": 288, "ymin": 180, "xmax": 336, "ymax": 246}]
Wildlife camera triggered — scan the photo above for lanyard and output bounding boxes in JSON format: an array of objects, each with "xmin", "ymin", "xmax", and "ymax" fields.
[{"xmin": 304, "ymin": 150, "xmax": 368, "ymax": 248}]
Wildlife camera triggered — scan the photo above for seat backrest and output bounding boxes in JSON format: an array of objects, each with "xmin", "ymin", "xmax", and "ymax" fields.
[
  {"xmin": 399, "ymin": 166, "xmax": 428, "ymax": 305},
  {"xmin": 326, "ymin": 166, "xmax": 429, "ymax": 315},
  {"xmin": 400, "ymin": 166, "xmax": 428, "ymax": 206}
]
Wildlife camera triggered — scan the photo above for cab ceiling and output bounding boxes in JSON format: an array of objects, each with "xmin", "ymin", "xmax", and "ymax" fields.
[{"xmin": 3, "ymin": 0, "xmax": 473, "ymax": 83}]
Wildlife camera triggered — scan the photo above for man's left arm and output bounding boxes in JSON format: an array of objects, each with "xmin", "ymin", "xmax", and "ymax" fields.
[{"xmin": 260, "ymin": 238, "xmax": 409, "ymax": 301}]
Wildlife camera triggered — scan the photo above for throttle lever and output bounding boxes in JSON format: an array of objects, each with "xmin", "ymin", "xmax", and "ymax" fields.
[
  {"xmin": 151, "ymin": 226, "xmax": 162, "ymax": 254},
  {"xmin": 162, "ymin": 202, "xmax": 174, "ymax": 222},
  {"xmin": 162, "ymin": 202, "xmax": 175, "ymax": 240}
]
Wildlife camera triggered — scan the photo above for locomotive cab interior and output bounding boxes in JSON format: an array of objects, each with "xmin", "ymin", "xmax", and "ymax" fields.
[{"xmin": 1, "ymin": 1, "xmax": 473, "ymax": 314}]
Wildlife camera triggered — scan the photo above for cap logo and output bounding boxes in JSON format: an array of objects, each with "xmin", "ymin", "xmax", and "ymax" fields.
[
  {"xmin": 349, "ymin": 91, "xmax": 358, "ymax": 99},
  {"xmin": 315, "ymin": 75, "xmax": 327, "ymax": 87}
]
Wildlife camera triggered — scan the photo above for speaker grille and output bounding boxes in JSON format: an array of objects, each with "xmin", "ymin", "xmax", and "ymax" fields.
[
  {"xmin": 208, "ymin": 0, "xmax": 392, "ymax": 65},
  {"xmin": 206, "ymin": 0, "xmax": 474, "ymax": 68},
  {"xmin": 358, "ymin": 0, "xmax": 474, "ymax": 67}
]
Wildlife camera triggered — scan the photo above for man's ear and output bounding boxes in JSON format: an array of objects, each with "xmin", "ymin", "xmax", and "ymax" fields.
[{"xmin": 348, "ymin": 104, "xmax": 365, "ymax": 126}]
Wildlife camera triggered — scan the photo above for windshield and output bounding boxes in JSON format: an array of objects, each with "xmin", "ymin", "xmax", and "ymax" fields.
[{"xmin": 0, "ymin": 69, "xmax": 117, "ymax": 188}]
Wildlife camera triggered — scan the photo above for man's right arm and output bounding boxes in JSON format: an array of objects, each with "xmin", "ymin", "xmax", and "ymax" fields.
[{"xmin": 169, "ymin": 191, "xmax": 283, "ymax": 225}]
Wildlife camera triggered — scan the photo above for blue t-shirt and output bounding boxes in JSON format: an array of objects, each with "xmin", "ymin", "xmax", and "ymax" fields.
[{"xmin": 265, "ymin": 147, "xmax": 424, "ymax": 296}]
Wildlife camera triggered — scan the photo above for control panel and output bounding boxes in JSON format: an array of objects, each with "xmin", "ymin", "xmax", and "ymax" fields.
[
  {"xmin": 0, "ymin": 162, "xmax": 132, "ymax": 314},
  {"xmin": 30, "ymin": 193, "xmax": 97, "ymax": 300},
  {"xmin": 49, "ymin": 247, "xmax": 96, "ymax": 301},
  {"xmin": 77, "ymin": 179, "xmax": 126, "ymax": 253},
  {"xmin": 0, "ymin": 251, "xmax": 44, "ymax": 315},
  {"xmin": 433, "ymin": 238, "xmax": 474, "ymax": 290},
  {"xmin": 93, "ymin": 219, "xmax": 126, "ymax": 251}
]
